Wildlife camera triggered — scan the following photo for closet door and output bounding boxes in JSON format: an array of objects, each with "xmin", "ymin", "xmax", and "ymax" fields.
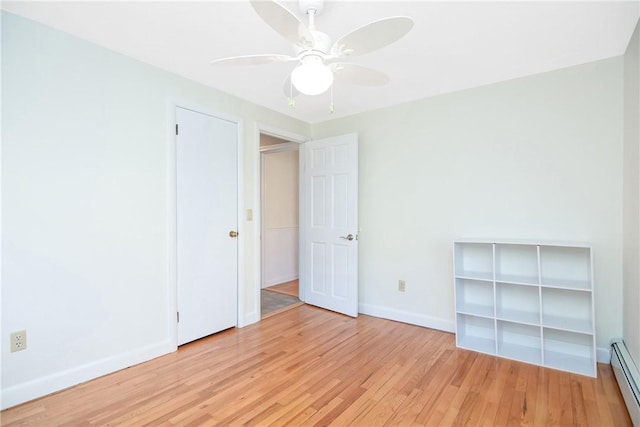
[{"xmin": 176, "ymin": 107, "xmax": 238, "ymax": 345}]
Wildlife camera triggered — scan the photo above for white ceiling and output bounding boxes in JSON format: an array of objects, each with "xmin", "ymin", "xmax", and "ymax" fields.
[{"xmin": 3, "ymin": 1, "xmax": 639, "ymax": 124}]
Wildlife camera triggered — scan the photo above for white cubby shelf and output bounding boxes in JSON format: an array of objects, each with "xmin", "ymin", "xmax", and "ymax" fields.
[{"xmin": 453, "ymin": 240, "xmax": 596, "ymax": 377}]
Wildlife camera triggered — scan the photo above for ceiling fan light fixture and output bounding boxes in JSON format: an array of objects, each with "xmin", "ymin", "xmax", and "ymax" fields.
[{"xmin": 291, "ymin": 55, "xmax": 333, "ymax": 95}]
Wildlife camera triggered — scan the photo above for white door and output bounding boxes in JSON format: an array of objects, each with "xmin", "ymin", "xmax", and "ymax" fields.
[
  {"xmin": 176, "ymin": 107, "xmax": 238, "ymax": 346},
  {"xmin": 301, "ymin": 133, "xmax": 358, "ymax": 317}
]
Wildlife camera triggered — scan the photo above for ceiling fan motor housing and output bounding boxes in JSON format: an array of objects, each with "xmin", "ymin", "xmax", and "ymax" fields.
[{"xmin": 294, "ymin": 29, "xmax": 331, "ymax": 56}]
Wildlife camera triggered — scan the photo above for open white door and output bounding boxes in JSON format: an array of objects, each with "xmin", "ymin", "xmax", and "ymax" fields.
[
  {"xmin": 176, "ymin": 107, "xmax": 238, "ymax": 345},
  {"xmin": 301, "ymin": 133, "xmax": 358, "ymax": 317}
]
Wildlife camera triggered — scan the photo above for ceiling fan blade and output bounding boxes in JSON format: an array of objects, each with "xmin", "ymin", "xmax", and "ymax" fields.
[
  {"xmin": 282, "ymin": 74, "xmax": 301, "ymax": 98},
  {"xmin": 331, "ymin": 16, "xmax": 414, "ymax": 58},
  {"xmin": 210, "ymin": 54, "xmax": 296, "ymax": 66},
  {"xmin": 332, "ymin": 63, "xmax": 389, "ymax": 86},
  {"xmin": 250, "ymin": 0, "xmax": 314, "ymax": 48}
]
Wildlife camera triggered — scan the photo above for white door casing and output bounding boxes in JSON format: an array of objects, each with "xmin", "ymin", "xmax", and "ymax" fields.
[
  {"xmin": 176, "ymin": 107, "xmax": 238, "ymax": 345},
  {"xmin": 301, "ymin": 133, "xmax": 358, "ymax": 317}
]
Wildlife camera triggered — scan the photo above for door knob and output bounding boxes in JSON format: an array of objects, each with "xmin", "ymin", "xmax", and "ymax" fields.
[
  {"xmin": 229, "ymin": 230, "xmax": 238, "ymax": 238},
  {"xmin": 340, "ymin": 234, "xmax": 354, "ymax": 241}
]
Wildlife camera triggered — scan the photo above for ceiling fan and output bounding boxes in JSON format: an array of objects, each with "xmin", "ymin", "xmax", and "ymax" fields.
[{"xmin": 210, "ymin": 0, "xmax": 414, "ymax": 107}]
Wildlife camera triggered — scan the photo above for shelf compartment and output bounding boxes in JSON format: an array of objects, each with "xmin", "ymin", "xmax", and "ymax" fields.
[
  {"xmin": 454, "ymin": 242, "xmax": 493, "ymax": 281},
  {"xmin": 495, "ymin": 244, "xmax": 538, "ymax": 285},
  {"xmin": 495, "ymin": 282, "xmax": 540, "ymax": 325},
  {"xmin": 541, "ymin": 288, "xmax": 593, "ymax": 334},
  {"xmin": 543, "ymin": 328, "xmax": 595, "ymax": 377},
  {"xmin": 456, "ymin": 278, "xmax": 494, "ymax": 318},
  {"xmin": 540, "ymin": 246, "xmax": 591, "ymax": 290},
  {"xmin": 456, "ymin": 313, "xmax": 495, "ymax": 355},
  {"xmin": 497, "ymin": 320, "xmax": 542, "ymax": 365}
]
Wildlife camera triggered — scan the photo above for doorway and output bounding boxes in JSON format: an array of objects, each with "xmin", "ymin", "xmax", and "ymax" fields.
[{"xmin": 260, "ymin": 133, "xmax": 302, "ymax": 317}]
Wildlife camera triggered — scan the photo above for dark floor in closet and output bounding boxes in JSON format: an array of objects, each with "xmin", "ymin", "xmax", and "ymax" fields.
[{"xmin": 261, "ymin": 289, "xmax": 301, "ymax": 317}]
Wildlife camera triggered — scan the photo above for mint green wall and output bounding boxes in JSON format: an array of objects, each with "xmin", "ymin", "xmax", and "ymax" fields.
[
  {"xmin": 1, "ymin": 11, "xmax": 309, "ymax": 408},
  {"xmin": 311, "ymin": 58, "xmax": 624, "ymax": 355},
  {"xmin": 623, "ymin": 18, "xmax": 640, "ymax": 367}
]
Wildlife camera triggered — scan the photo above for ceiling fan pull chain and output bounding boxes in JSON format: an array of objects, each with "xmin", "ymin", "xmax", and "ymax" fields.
[
  {"xmin": 329, "ymin": 85, "xmax": 334, "ymax": 114},
  {"xmin": 288, "ymin": 79, "xmax": 296, "ymax": 108}
]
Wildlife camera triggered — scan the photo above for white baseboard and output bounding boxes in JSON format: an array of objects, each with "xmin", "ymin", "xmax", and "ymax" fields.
[
  {"xmin": 262, "ymin": 275, "xmax": 299, "ymax": 288},
  {"xmin": 597, "ymin": 346, "xmax": 610, "ymax": 364},
  {"xmin": 358, "ymin": 303, "xmax": 455, "ymax": 333},
  {"xmin": 241, "ymin": 311, "xmax": 260, "ymax": 328},
  {"xmin": 1, "ymin": 341, "xmax": 173, "ymax": 410},
  {"xmin": 358, "ymin": 304, "xmax": 611, "ymax": 366}
]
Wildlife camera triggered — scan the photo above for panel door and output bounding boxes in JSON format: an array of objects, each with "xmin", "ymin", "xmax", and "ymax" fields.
[{"xmin": 302, "ymin": 133, "xmax": 358, "ymax": 317}]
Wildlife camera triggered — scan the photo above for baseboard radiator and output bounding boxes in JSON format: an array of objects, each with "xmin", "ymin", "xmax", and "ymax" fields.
[{"xmin": 611, "ymin": 340, "xmax": 640, "ymax": 426}]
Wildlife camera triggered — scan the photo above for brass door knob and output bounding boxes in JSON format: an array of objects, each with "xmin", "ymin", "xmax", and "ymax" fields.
[{"xmin": 229, "ymin": 230, "xmax": 238, "ymax": 238}]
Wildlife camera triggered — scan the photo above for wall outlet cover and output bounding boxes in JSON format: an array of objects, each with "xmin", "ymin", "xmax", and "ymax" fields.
[{"xmin": 10, "ymin": 330, "xmax": 27, "ymax": 353}]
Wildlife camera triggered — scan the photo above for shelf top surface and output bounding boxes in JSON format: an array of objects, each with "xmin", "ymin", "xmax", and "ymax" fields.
[{"xmin": 454, "ymin": 238, "xmax": 592, "ymax": 248}]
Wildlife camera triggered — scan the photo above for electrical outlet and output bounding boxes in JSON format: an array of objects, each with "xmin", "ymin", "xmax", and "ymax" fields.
[
  {"xmin": 398, "ymin": 280, "xmax": 406, "ymax": 292},
  {"xmin": 10, "ymin": 330, "xmax": 27, "ymax": 353}
]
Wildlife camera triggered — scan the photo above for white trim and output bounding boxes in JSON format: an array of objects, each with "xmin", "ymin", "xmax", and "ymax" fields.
[
  {"xmin": 1, "ymin": 341, "xmax": 172, "ymax": 410},
  {"xmin": 597, "ymin": 345, "xmax": 611, "ymax": 364},
  {"xmin": 260, "ymin": 152, "xmax": 266, "ymax": 293},
  {"xmin": 257, "ymin": 124, "xmax": 307, "ymax": 144},
  {"xmin": 250, "ymin": 124, "xmax": 262, "ymax": 324},
  {"xmin": 359, "ymin": 303, "xmax": 456, "ymax": 333},
  {"xmin": 254, "ymin": 123, "xmax": 306, "ymax": 320},
  {"xmin": 263, "ymin": 274, "xmax": 300, "ymax": 289},
  {"xmin": 166, "ymin": 99, "xmax": 245, "ymax": 340},
  {"xmin": 298, "ymin": 144, "xmax": 306, "ymax": 303},
  {"xmin": 260, "ymin": 141, "xmax": 301, "ymax": 153},
  {"xmin": 236, "ymin": 116, "xmax": 246, "ymax": 328},
  {"xmin": 165, "ymin": 101, "xmax": 178, "ymax": 351},
  {"xmin": 0, "ymin": 18, "xmax": 4, "ymax": 407}
]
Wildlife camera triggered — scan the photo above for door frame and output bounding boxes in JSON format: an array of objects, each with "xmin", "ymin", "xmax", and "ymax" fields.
[
  {"xmin": 254, "ymin": 124, "xmax": 306, "ymax": 320},
  {"xmin": 166, "ymin": 100, "xmax": 244, "ymax": 350}
]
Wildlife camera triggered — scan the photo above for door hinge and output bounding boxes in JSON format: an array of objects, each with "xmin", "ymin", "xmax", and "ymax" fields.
[
  {"xmin": 177, "ymin": 312, "xmax": 180, "ymax": 323},
  {"xmin": 175, "ymin": 124, "xmax": 179, "ymax": 135}
]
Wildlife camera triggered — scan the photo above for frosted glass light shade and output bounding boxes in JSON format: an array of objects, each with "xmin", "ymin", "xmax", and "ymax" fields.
[{"xmin": 291, "ymin": 55, "xmax": 333, "ymax": 96}]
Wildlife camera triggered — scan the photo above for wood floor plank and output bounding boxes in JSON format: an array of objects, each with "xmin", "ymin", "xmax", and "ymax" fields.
[
  {"xmin": 493, "ymin": 361, "xmax": 520, "ymax": 425},
  {"xmin": 452, "ymin": 354, "xmax": 495, "ymax": 425},
  {"xmin": 569, "ymin": 377, "xmax": 589, "ymax": 427},
  {"xmin": 506, "ymin": 363, "xmax": 531, "ymax": 426},
  {"xmin": 477, "ymin": 359, "xmax": 510, "ymax": 425},
  {"xmin": 0, "ymin": 305, "xmax": 632, "ymax": 427},
  {"xmin": 521, "ymin": 362, "xmax": 540, "ymax": 426},
  {"xmin": 411, "ymin": 349, "xmax": 471, "ymax": 425},
  {"xmin": 265, "ymin": 279, "xmax": 299, "ymax": 297}
]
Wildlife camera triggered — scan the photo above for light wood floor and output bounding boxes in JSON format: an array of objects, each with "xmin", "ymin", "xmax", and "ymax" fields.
[
  {"xmin": 1, "ymin": 305, "xmax": 631, "ymax": 426},
  {"xmin": 265, "ymin": 279, "xmax": 299, "ymax": 297}
]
